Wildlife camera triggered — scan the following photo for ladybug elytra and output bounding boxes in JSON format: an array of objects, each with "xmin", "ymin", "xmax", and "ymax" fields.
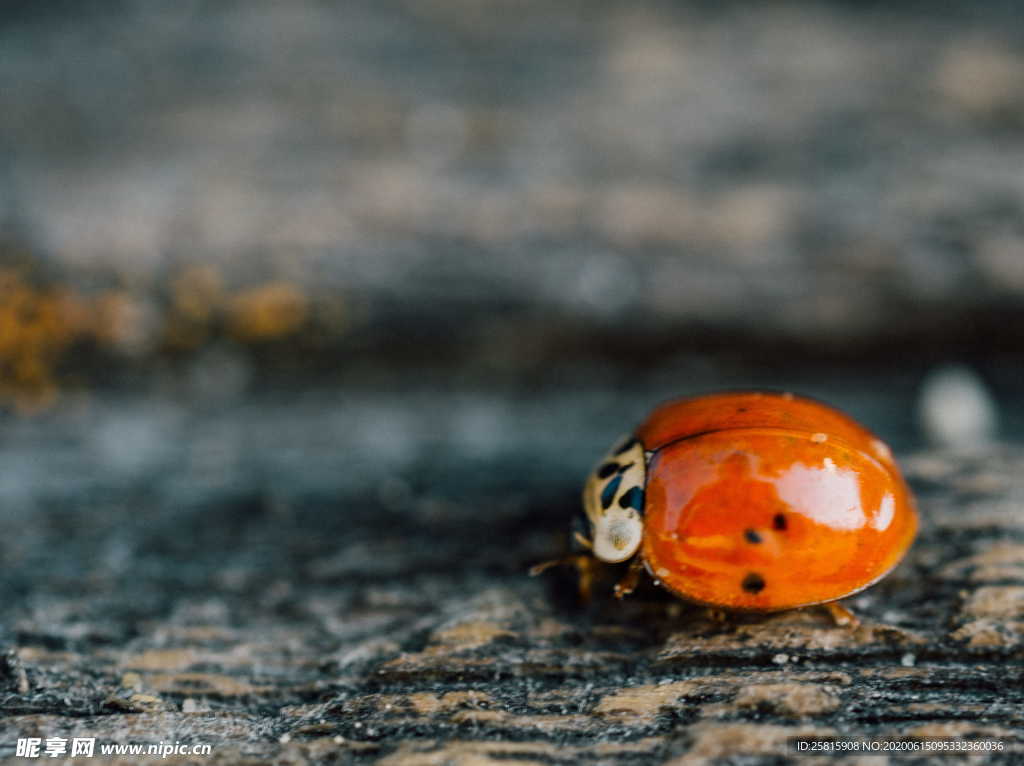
[{"xmin": 538, "ymin": 392, "xmax": 918, "ymax": 626}]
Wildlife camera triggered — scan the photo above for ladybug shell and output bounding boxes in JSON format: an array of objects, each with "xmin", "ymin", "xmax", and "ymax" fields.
[{"xmin": 637, "ymin": 392, "xmax": 917, "ymax": 611}]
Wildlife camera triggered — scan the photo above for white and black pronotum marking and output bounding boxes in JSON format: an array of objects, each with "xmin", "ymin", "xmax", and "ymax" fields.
[{"xmin": 581, "ymin": 435, "xmax": 648, "ymax": 563}]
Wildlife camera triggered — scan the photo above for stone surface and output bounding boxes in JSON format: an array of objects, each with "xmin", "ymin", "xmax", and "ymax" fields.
[
  {"xmin": 2, "ymin": 0, "xmax": 1024, "ymax": 404},
  {"xmin": 1, "ymin": 397, "xmax": 1023, "ymax": 763},
  {"xmin": 2, "ymin": 2, "xmax": 1024, "ymax": 763}
]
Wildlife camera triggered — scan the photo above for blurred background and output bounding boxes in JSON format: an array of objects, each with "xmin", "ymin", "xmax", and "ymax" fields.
[{"xmin": 1, "ymin": 1, "xmax": 1022, "ymax": 633}]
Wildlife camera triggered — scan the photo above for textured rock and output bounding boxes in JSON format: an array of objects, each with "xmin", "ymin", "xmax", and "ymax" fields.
[
  {"xmin": 733, "ymin": 683, "xmax": 842, "ymax": 718},
  {"xmin": 3, "ymin": 0, "xmax": 1024, "ymax": 407},
  {"xmin": 1, "ymin": 398, "xmax": 1024, "ymax": 763},
  {"xmin": 2, "ymin": 4, "xmax": 1024, "ymax": 763}
]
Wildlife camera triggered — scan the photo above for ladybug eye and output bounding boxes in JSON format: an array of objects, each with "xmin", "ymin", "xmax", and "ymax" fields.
[
  {"xmin": 600, "ymin": 475, "xmax": 623, "ymax": 509},
  {"xmin": 618, "ymin": 487, "xmax": 644, "ymax": 510},
  {"xmin": 582, "ymin": 435, "xmax": 648, "ymax": 563}
]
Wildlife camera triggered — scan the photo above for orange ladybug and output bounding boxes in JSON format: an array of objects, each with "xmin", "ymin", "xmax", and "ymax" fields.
[{"xmin": 536, "ymin": 392, "xmax": 918, "ymax": 626}]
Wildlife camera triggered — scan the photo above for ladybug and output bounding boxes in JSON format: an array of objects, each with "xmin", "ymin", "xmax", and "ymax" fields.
[{"xmin": 534, "ymin": 392, "xmax": 918, "ymax": 626}]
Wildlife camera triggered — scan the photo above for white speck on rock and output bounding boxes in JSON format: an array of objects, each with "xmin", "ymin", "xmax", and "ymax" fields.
[{"xmin": 918, "ymin": 364, "xmax": 998, "ymax": 448}]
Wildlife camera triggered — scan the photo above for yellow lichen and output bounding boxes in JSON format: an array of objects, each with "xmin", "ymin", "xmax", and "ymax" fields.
[
  {"xmin": 226, "ymin": 281, "xmax": 308, "ymax": 341},
  {"xmin": 0, "ymin": 269, "xmax": 83, "ymax": 413}
]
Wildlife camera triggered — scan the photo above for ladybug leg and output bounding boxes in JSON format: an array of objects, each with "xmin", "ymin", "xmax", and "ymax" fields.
[
  {"xmin": 704, "ymin": 608, "xmax": 729, "ymax": 623},
  {"xmin": 529, "ymin": 553, "xmax": 599, "ymax": 602},
  {"xmin": 530, "ymin": 518, "xmax": 602, "ymax": 601},
  {"xmin": 575, "ymin": 555, "xmax": 598, "ymax": 602},
  {"xmin": 823, "ymin": 601, "xmax": 860, "ymax": 629},
  {"xmin": 612, "ymin": 556, "xmax": 644, "ymax": 600},
  {"xmin": 528, "ymin": 556, "xmax": 575, "ymax": 576},
  {"xmin": 527, "ymin": 527, "xmax": 593, "ymax": 579}
]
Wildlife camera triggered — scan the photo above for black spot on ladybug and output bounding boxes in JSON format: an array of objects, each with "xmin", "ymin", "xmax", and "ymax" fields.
[
  {"xmin": 742, "ymin": 572, "xmax": 766, "ymax": 594},
  {"xmin": 601, "ymin": 476, "xmax": 622, "ymax": 509},
  {"xmin": 773, "ymin": 513, "xmax": 787, "ymax": 531},
  {"xmin": 597, "ymin": 462, "xmax": 619, "ymax": 479},
  {"xmin": 744, "ymin": 529, "xmax": 762, "ymax": 544},
  {"xmin": 618, "ymin": 486, "xmax": 644, "ymax": 510},
  {"xmin": 738, "ymin": 407, "xmax": 748, "ymax": 413},
  {"xmin": 614, "ymin": 438, "xmax": 638, "ymax": 455}
]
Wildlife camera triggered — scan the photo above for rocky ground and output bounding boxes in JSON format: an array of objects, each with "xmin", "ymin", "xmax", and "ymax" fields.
[
  {"xmin": 0, "ymin": 392, "xmax": 1022, "ymax": 764},
  {"xmin": 3, "ymin": 1, "xmax": 1024, "ymax": 378},
  {"xmin": 2, "ymin": 1, "xmax": 1024, "ymax": 763}
]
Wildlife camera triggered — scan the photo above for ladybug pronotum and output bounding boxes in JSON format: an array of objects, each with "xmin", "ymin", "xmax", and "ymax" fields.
[{"xmin": 536, "ymin": 392, "xmax": 918, "ymax": 626}]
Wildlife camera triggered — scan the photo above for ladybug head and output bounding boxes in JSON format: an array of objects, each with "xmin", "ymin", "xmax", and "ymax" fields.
[{"xmin": 581, "ymin": 435, "xmax": 647, "ymax": 563}]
